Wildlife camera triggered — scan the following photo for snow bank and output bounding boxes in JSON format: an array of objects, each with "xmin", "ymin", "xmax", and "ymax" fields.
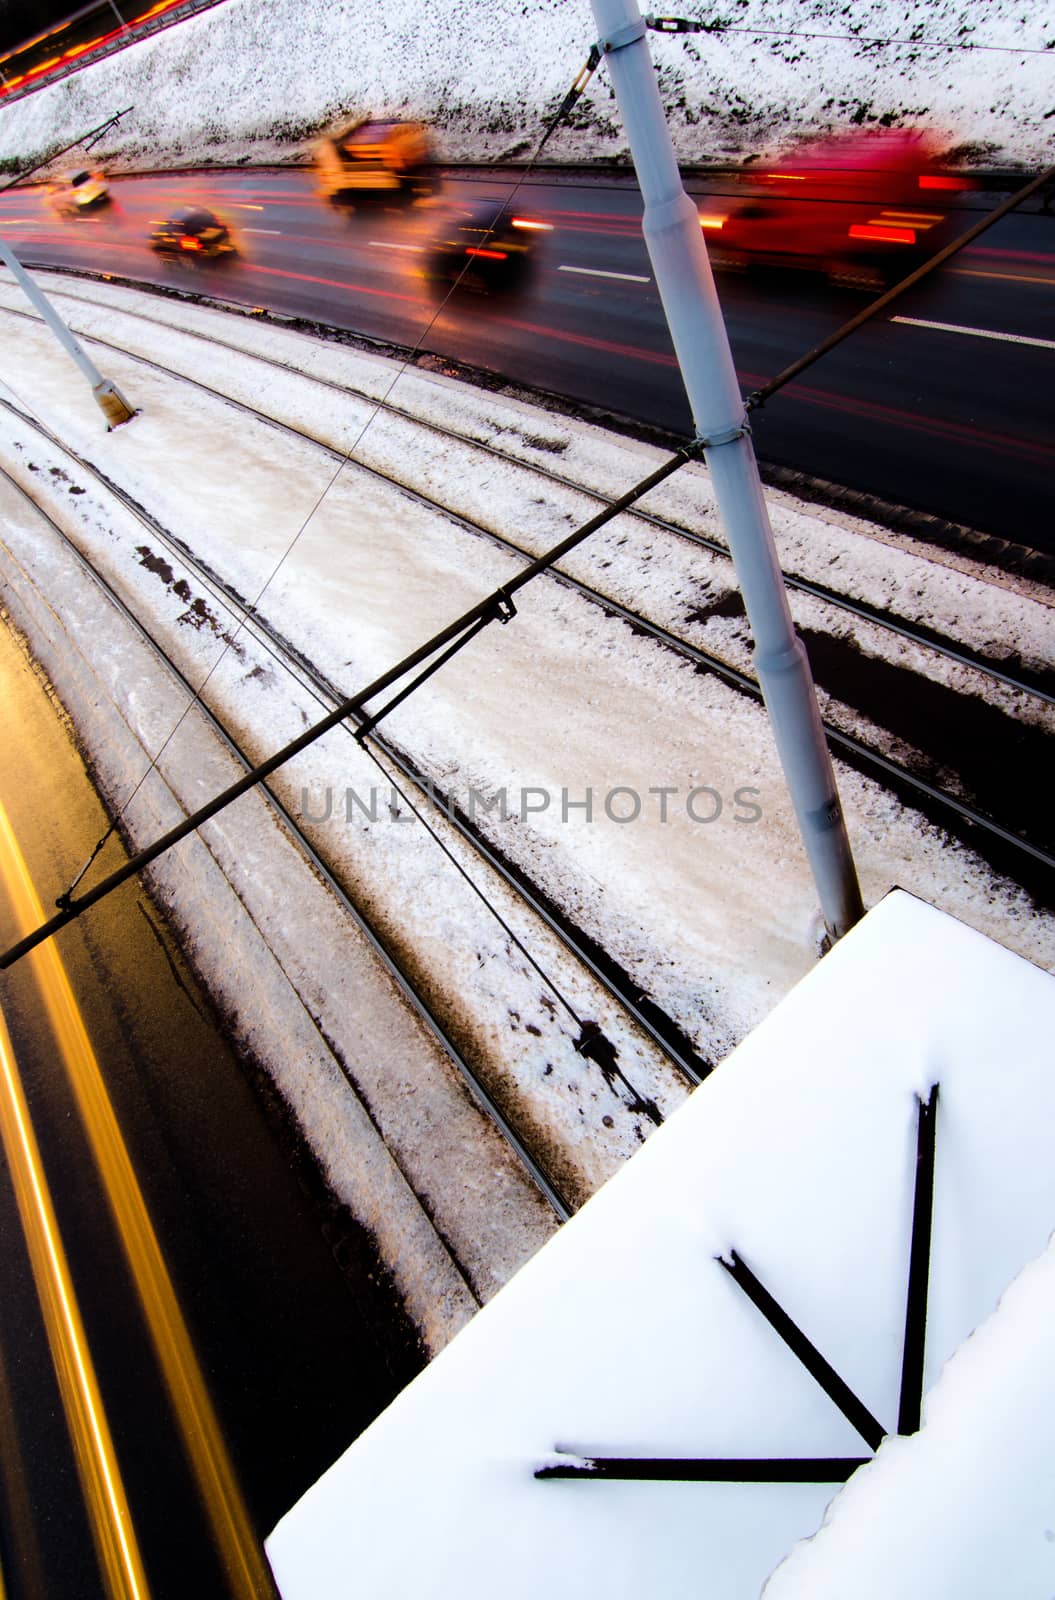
[
  {"xmin": 763, "ymin": 1234, "xmax": 1055, "ymax": 1598},
  {"xmin": 0, "ymin": 0, "xmax": 1051, "ymax": 179}
]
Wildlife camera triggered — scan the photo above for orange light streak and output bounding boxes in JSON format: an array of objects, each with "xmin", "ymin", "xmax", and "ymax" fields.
[
  {"xmin": 0, "ymin": 994, "xmax": 150, "ymax": 1598},
  {"xmin": 0, "ymin": 804, "xmax": 275, "ymax": 1600}
]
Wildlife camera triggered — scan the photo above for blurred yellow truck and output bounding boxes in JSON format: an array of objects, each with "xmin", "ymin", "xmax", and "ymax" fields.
[{"xmin": 314, "ymin": 119, "xmax": 437, "ymax": 204}]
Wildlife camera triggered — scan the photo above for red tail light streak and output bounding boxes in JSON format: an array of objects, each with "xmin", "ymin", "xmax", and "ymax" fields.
[
  {"xmin": 848, "ymin": 223, "xmax": 917, "ymax": 244},
  {"xmin": 918, "ymin": 175, "xmax": 972, "ymax": 191}
]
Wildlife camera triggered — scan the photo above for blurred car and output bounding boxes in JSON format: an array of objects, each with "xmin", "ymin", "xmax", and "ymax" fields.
[
  {"xmin": 703, "ymin": 130, "xmax": 975, "ymax": 288},
  {"xmin": 49, "ymin": 168, "xmax": 110, "ymax": 216},
  {"xmin": 315, "ymin": 118, "xmax": 437, "ymax": 205},
  {"xmin": 148, "ymin": 206, "xmax": 236, "ymax": 261},
  {"xmin": 423, "ymin": 199, "xmax": 552, "ymax": 295}
]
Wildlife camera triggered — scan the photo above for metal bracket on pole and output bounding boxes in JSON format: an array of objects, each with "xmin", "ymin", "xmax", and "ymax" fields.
[
  {"xmin": 0, "ymin": 243, "xmax": 136, "ymax": 429},
  {"xmin": 696, "ymin": 419, "xmax": 750, "ymax": 451},
  {"xmin": 598, "ymin": 18, "xmax": 647, "ymax": 52}
]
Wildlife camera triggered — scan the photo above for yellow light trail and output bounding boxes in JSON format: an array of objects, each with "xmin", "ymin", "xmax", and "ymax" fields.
[
  {"xmin": 876, "ymin": 211, "xmax": 944, "ymax": 223},
  {"xmin": 0, "ymin": 1002, "xmax": 150, "ymax": 1600},
  {"xmin": 0, "ymin": 799, "xmax": 277, "ymax": 1600},
  {"xmin": 950, "ymin": 266, "xmax": 1055, "ymax": 288}
]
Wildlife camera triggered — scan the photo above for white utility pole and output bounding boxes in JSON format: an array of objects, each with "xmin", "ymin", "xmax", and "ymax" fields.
[
  {"xmin": 0, "ymin": 244, "xmax": 135, "ymax": 429},
  {"xmin": 589, "ymin": 0, "xmax": 864, "ymax": 940}
]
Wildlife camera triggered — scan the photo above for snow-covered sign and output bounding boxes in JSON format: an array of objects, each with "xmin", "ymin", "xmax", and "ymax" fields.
[{"xmin": 265, "ymin": 885, "xmax": 1055, "ymax": 1596}]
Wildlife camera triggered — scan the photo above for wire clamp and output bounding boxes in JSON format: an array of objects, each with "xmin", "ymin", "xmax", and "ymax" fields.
[
  {"xmin": 598, "ymin": 18, "xmax": 646, "ymax": 53},
  {"xmin": 645, "ymin": 15, "xmax": 704, "ymax": 33},
  {"xmin": 696, "ymin": 418, "xmax": 751, "ymax": 451},
  {"xmin": 55, "ymin": 892, "xmax": 73, "ymax": 912},
  {"xmin": 542, "ymin": 45, "xmax": 602, "ymax": 147},
  {"xmin": 493, "ymin": 589, "xmax": 517, "ymax": 624}
]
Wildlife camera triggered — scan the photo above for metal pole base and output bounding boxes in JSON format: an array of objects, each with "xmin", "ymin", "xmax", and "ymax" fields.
[{"xmin": 92, "ymin": 381, "xmax": 136, "ymax": 430}]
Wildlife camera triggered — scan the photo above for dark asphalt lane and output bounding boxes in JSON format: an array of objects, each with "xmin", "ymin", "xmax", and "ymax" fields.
[
  {"xmin": 0, "ymin": 616, "xmax": 423, "ymax": 1596},
  {"xmin": 0, "ymin": 166, "xmax": 1052, "ymax": 549}
]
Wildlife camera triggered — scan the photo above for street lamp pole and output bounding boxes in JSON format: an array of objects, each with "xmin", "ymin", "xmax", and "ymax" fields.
[
  {"xmin": 588, "ymin": 0, "xmax": 864, "ymax": 940},
  {"xmin": 0, "ymin": 243, "xmax": 135, "ymax": 429}
]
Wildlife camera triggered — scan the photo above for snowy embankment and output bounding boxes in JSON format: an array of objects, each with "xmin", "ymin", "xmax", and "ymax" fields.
[
  {"xmin": 0, "ymin": 0, "xmax": 1052, "ymax": 179},
  {"xmin": 0, "ymin": 274, "xmax": 1052, "ymax": 1346}
]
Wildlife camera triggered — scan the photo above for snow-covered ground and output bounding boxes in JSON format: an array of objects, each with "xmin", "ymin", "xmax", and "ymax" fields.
[
  {"xmin": 0, "ymin": 0, "xmax": 1053, "ymax": 178},
  {"xmin": 0, "ymin": 271, "xmax": 1052, "ymax": 1350}
]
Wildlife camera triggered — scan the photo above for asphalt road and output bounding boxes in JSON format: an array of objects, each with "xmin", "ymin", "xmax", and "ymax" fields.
[
  {"xmin": 0, "ymin": 166, "xmax": 1051, "ymax": 549},
  {"xmin": 0, "ymin": 616, "xmax": 423, "ymax": 1597}
]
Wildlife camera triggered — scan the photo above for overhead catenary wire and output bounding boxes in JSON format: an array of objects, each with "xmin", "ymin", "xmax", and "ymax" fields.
[
  {"xmin": 52, "ymin": 50, "xmax": 612, "ymax": 903},
  {"xmin": 11, "ymin": 284, "xmax": 1046, "ymax": 702},
  {"xmin": 0, "ymin": 443, "xmax": 700, "ymax": 970},
  {"xmin": 352, "ymin": 739, "xmax": 662, "ymax": 1115},
  {"xmin": 1, "ymin": 397, "xmax": 675, "ymax": 1103},
  {"xmin": 356, "ymin": 742, "xmax": 582, "ymax": 1029},
  {"xmin": 0, "ymin": 32, "xmax": 705, "ymax": 1075},
  {"xmin": 0, "ymin": 460, "xmax": 580, "ymax": 1217},
  {"xmin": 645, "ymin": 14, "xmax": 1051, "ymax": 53},
  {"xmin": 0, "ymin": 107, "xmax": 134, "ymax": 195}
]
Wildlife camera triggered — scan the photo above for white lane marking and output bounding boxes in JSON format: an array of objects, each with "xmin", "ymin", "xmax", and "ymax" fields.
[
  {"xmin": 558, "ymin": 264, "xmax": 651, "ymax": 284},
  {"xmin": 891, "ymin": 315, "xmax": 1055, "ymax": 352},
  {"xmin": 369, "ymin": 240, "xmax": 422, "ymax": 252},
  {"xmin": 240, "ymin": 227, "xmax": 283, "ymax": 235}
]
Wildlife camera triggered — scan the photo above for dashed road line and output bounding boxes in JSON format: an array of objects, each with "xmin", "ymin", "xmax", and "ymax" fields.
[
  {"xmin": 558, "ymin": 264, "xmax": 651, "ymax": 284},
  {"xmin": 891, "ymin": 315, "xmax": 1055, "ymax": 351}
]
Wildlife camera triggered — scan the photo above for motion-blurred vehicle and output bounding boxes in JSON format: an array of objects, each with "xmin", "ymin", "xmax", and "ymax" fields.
[
  {"xmin": 49, "ymin": 168, "xmax": 110, "ymax": 216},
  {"xmin": 148, "ymin": 206, "xmax": 236, "ymax": 261},
  {"xmin": 423, "ymin": 199, "xmax": 552, "ymax": 295},
  {"xmin": 315, "ymin": 118, "xmax": 437, "ymax": 205},
  {"xmin": 703, "ymin": 130, "xmax": 975, "ymax": 288}
]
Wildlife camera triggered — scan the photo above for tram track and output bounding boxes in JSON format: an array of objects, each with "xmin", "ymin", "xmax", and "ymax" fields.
[
  {"xmin": 0, "ymin": 399, "xmax": 720, "ymax": 1103},
  {"xmin": 1, "ymin": 392, "xmax": 746, "ymax": 1256},
  {"xmin": 0, "ymin": 278, "xmax": 1049, "ymax": 896},
  {"xmin": 5, "ymin": 269, "xmax": 1052, "ymax": 703},
  {"xmin": 0, "ymin": 401, "xmax": 712, "ymax": 1095},
  {"xmin": 0, "ymin": 455, "xmax": 585, "ymax": 1226}
]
